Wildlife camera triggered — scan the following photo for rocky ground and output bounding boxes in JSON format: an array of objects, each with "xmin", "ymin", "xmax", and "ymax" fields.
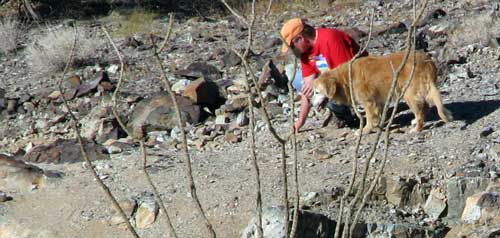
[{"xmin": 0, "ymin": 0, "xmax": 499, "ymax": 237}]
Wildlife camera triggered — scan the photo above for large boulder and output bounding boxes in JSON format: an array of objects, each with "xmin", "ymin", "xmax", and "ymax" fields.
[
  {"xmin": 461, "ymin": 191, "xmax": 500, "ymax": 223},
  {"xmin": 128, "ymin": 93, "xmax": 203, "ymax": 138},
  {"xmin": 0, "ymin": 154, "xmax": 61, "ymax": 192},
  {"xmin": 445, "ymin": 176, "xmax": 491, "ymax": 221},
  {"xmin": 241, "ymin": 206, "xmax": 336, "ymax": 238},
  {"xmin": 174, "ymin": 62, "xmax": 222, "ymax": 81},
  {"xmin": 22, "ymin": 138, "xmax": 109, "ymax": 164}
]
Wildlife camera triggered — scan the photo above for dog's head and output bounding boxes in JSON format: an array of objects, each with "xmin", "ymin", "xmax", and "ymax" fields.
[{"xmin": 312, "ymin": 71, "xmax": 337, "ymax": 110}]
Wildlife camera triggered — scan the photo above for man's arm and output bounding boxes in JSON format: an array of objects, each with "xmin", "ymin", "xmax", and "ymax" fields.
[{"xmin": 294, "ymin": 74, "xmax": 316, "ymax": 132}]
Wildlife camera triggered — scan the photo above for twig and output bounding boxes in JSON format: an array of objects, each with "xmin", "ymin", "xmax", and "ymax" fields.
[
  {"xmin": 264, "ymin": 0, "xmax": 274, "ymax": 18},
  {"xmin": 288, "ymin": 57, "xmax": 300, "ymax": 238},
  {"xmin": 57, "ymin": 26, "xmax": 139, "ymax": 238},
  {"xmin": 234, "ymin": 50, "xmax": 290, "ymax": 236},
  {"xmin": 101, "ymin": 24, "xmax": 178, "ymax": 238},
  {"xmin": 345, "ymin": 0, "xmax": 429, "ymax": 236},
  {"xmin": 231, "ymin": 1, "xmax": 264, "ymax": 236},
  {"xmin": 334, "ymin": 10, "xmax": 374, "ymax": 238},
  {"xmin": 349, "ymin": 0, "xmax": 427, "ymax": 230},
  {"xmin": 152, "ymin": 13, "xmax": 217, "ymax": 238},
  {"xmin": 219, "ymin": 0, "xmax": 249, "ymax": 25}
]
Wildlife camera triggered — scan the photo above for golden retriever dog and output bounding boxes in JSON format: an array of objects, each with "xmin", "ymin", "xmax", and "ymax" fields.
[{"xmin": 312, "ymin": 51, "xmax": 452, "ymax": 133}]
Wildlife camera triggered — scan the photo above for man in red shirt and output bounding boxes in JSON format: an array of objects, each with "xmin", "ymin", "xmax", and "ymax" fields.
[{"xmin": 281, "ymin": 18, "xmax": 367, "ymax": 133}]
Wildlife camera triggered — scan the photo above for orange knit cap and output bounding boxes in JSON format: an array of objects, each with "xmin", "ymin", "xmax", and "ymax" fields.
[{"xmin": 280, "ymin": 18, "xmax": 305, "ymax": 53}]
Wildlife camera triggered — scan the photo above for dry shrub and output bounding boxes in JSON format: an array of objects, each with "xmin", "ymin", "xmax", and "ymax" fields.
[
  {"xmin": 110, "ymin": 8, "xmax": 158, "ymax": 36},
  {"xmin": 26, "ymin": 27, "xmax": 102, "ymax": 75},
  {"xmin": 448, "ymin": 14, "xmax": 500, "ymax": 47},
  {"xmin": 0, "ymin": 17, "xmax": 22, "ymax": 55}
]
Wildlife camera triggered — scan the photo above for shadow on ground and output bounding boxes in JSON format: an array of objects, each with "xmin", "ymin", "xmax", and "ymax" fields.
[{"xmin": 393, "ymin": 100, "xmax": 500, "ymax": 128}]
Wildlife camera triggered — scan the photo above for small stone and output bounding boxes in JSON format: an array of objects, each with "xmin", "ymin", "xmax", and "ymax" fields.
[
  {"xmin": 47, "ymin": 90, "xmax": 62, "ymax": 100},
  {"xmin": 222, "ymin": 50, "xmax": 241, "ymax": 68},
  {"xmin": 107, "ymin": 64, "xmax": 120, "ymax": 74},
  {"xmin": 105, "ymin": 145, "xmax": 122, "ymax": 154},
  {"xmin": 135, "ymin": 197, "xmax": 159, "ymax": 229},
  {"xmin": 110, "ymin": 199, "xmax": 137, "ymax": 228},
  {"xmin": 312, "ymin": 149, "xmax": 331, "ymax": 160},
  {"xmin": 236, "ymin": 111, "xmax": 249, "ymax": 127},
  {"xmin": 0, "ymin": 191, "xmax": 9, "ymax": 202},
  {"xmin": 480, "ymin": 126, "xmax": 494, "ymax": 138},
  {"xmin": 171, "ymin": 79, "xmax": 191, "ymax": 94},
  {"xmin": 69, "ymin": 75, "xmax": 82, "ymax": 86},
  {"xmin": 215, "ymin": 114, "xmax": 228, "ymax": 125},
  {"xmin": 224, "ymin": 132, "xmax": 241, "ymax": 143}
]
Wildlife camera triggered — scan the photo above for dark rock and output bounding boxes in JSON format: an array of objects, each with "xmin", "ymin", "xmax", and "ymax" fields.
[
  {"xmin": 341, "ymin": 27, "xmax": 367, "ymax": 42},
  {"xmin": 259, "ymin": 60, "xmax": 287, "ymax": 91},
  {"xmin": 122, "ymin": 36, "xmax": 144, "ymax": 48},
  {"xmin": 182, "ymin": 77, "xmax": 223, "ymax": 106},
  {"xmin": 222, "ymin": 50, "xmax": 242, "ymax": 68},
  {"xmin": 0, "ymin": 191, "xmax": 12, "ymax": 202},
  {"xmin": 480, "ymin": 126, "xmax": 495, "ymax": 137},
  {"xmin": 174, "ymin": 62, "xmax": 222, "ymax": 81},
  {"xmin": 76, "ymin": 71, "xmax": 112, "ymax": 97},
  {"xmin": 263, "ymin": 37, "xmax": 282, "ymax": 49},
  {"xmin": 0, "ymin": 88, "xmax": 5, "ymax": 110},
  {"xmin": 417, "ymin": 8, "xmax": 447, "ymax": 27},
  {"xmin": 22, "ymin": 138, "xmax": 109, "ymax": 164},
  {"xmin": 374, "ymin": 22, "xmax": 407, "ymax": 36},
  {"xmin": 128, "ymin": 93, "xmax": 203, "ymax": 138}
]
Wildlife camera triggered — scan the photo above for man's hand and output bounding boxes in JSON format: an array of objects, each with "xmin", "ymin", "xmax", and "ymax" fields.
[{"xmin": 301, "ymin": 76, "xmax": 315, "ymax": 98}]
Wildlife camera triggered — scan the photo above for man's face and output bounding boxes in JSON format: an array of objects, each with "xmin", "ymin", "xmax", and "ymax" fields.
[{"xmin": 290, "ymin": 35, "xmax": 309, "ymax": 57}]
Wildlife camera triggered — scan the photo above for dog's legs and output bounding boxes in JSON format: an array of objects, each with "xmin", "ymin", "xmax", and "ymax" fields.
[
  {"xmin": 361, "ymin": 101, "xmax": 379, "ymax": 134},
  {"xmin": 406, "ymin": 98, "xmax": 426, "ymax": 132}
]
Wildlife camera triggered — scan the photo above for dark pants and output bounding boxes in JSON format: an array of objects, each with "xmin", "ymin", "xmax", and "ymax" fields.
[{"xmin": 326, "ymin": 101, "xmax": 359, "ymax": 127}]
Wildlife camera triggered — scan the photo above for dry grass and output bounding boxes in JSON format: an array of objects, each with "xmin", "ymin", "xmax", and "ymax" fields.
[
  {"xmin": 104, "ymin": 8, "xmax": 159, "ymax": 37},
  {"xmin": 26, "ymin": 27, "xmax": 102, "ymax": 75},
  {"xmin": 0, "ymin": 17, "xmax": 22, "ymax": 55},
  {"xmin": 448, "ymin": 14, "xmax": 500, "ymax": 47}
]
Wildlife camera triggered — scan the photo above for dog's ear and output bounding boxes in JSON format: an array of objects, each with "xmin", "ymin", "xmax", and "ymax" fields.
[
  {"xmin": 325, "ymin": 77, "xmax": 337, "ymax": 97},
  {"xmin": 316, "ymin": 71, "xmax": 337, "ymax": 98}
]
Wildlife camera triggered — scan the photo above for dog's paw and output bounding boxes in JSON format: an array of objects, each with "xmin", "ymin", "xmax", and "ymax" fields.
[
  {"xmin": 409, "ymin": 126, "xmax": 423, "ymax": 133},
  {"xmin": 411, "ymin": 119, "xmax": 417, "ymax": 125}
]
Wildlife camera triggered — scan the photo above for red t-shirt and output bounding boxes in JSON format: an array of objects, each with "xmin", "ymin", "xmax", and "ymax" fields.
[{"xmin": 301, "ymin": 28, "xmax": 367, "ymax": 77}]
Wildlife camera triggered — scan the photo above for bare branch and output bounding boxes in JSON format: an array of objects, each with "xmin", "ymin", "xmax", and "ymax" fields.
[
  {"xmin": 346, "ymin": 0, "xmax": 430, "ymax": 235},
  {"xmin": 264, "ymin": 0, "xmax": 274, "ymax": 18},
  {"xmin": 219, "ymin": 0, "xmax": 249, "ymax": 25},
  {"xmin": 152, "ymin": 13, "xmax": 216, "ymax": 237},
  {"xmin": 288, "ymin": 57, "xmax": 300, "ymax": 238},
  {"xmin": 101, "ymin": 25, "xmax": 178, "ymax": 238},
  {"xmin": 334, "ymin": 10, "xmax": 374, "ymax": 238},
  {"xmin": 57, "ymin": 26, "xmax": 140, "ymax": 238}
]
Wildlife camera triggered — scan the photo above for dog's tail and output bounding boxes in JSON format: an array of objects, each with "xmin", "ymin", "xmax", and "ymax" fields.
[{"xmin": 428, "ymin": 83, "xmax": 453, "ymax": 122}]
